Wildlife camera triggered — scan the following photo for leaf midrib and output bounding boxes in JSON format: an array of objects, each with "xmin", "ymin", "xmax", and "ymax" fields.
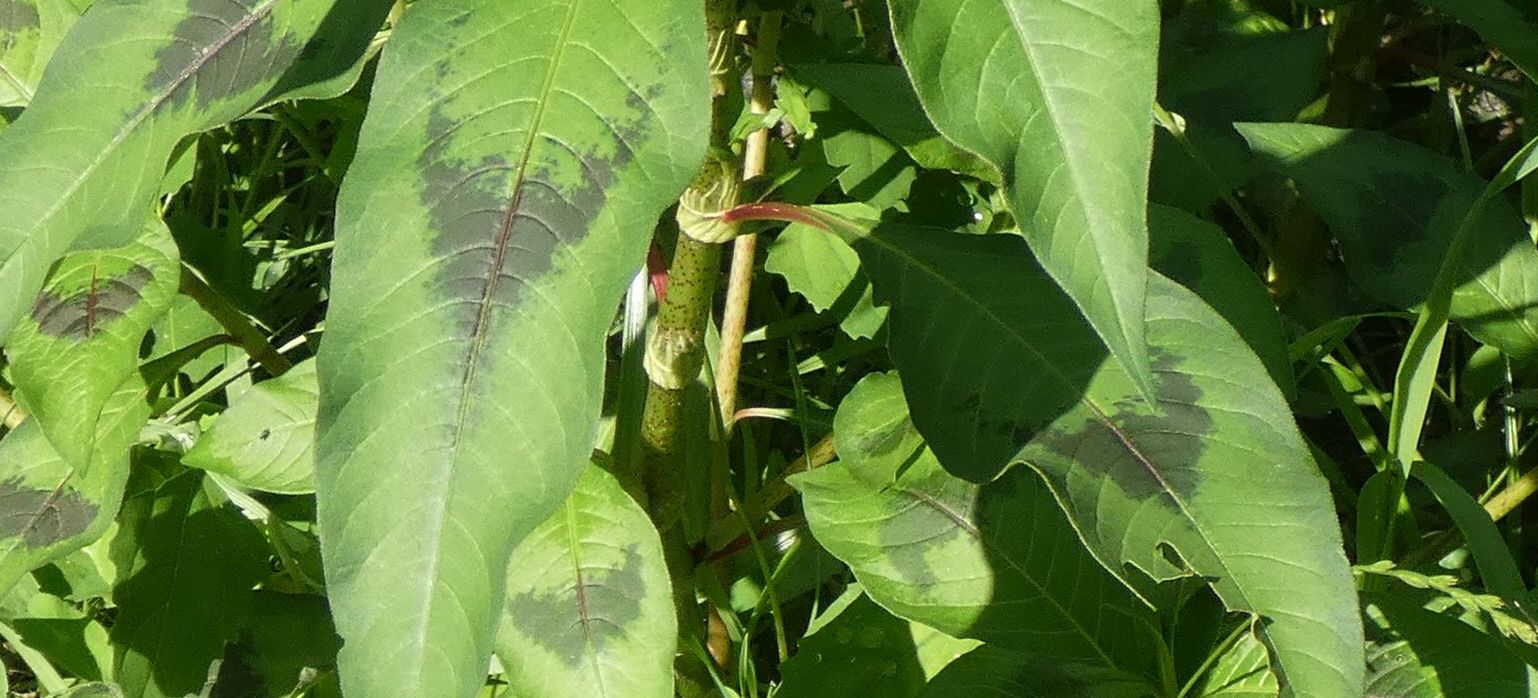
[
  {"xmin": 0, "ymin": 0, "xmax": 283, "ymax": 286},
  {"xmin": 410, "ymin": 0, "xmax": 584, "ymax": 686}
]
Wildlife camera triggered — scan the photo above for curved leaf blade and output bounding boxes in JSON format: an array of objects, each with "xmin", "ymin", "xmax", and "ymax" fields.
[
  {"xmin": 0, "ymin": 0, "xmax": 389, "ymax": 343},
  {"xmin": 495, "ymin": 464, "xmax": 675, "ymax": 698},
  {"xmin": 0, "ymin": 376, "xmax": 146, "ymax": 598},
  {"xmin": 888, "ymin": 0, "xmax": 1161, "ymax": 397},
  {"xmin": 794, "ymin": 373, "xmax": 1154, "ymax": 681},
  {"xmin": 842, "ymin": 221, "xmax": 1362, "ymax": 696},
  {"xmin": 5, "ymin": 223, "xmax": 177, "ymax": 470},
  {"xmin": 0, "ymin": 0, "xmax": 84, "ymax": 107},
  {"xmin": 183, "ymin": 358, "xmax": 317, "ymax": 495},
  {"xmin": 313, "ymin": 1, "xmax": 707, "ymax": 695}
]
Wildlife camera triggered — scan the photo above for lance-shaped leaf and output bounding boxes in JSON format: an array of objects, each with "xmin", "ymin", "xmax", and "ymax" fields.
[
  {"xmin": 183, "ymin": 358, "xmax": 317, "ymax": 495},
  {"xmin": 832, "ymin": 220, "xmax": 1361, "ymax": 695},
  {"xmin": 0, "ymin": 376, "xmax": 146, "ymax": 599},
  {"xmin": 313, "ymin": 0, "xmax": 707, "ymax": 695},
  {"xmin": 0, "ymin": 0, "xmax": 391, "ymax": 344},
  {"xmin": 0, "ymin": 0, "xmax": 85, "ymax": 107},
  {"xmin": 1239, "ymin": 123, "xmax": 1538, "ymax": 358},
  {"xmin": 888, "ymin": 0, "xmax": 1161, "ymax": 398},
  {"xmin": 110, "ymin": 467, "xmax": 269, "ymax": 698},
  {"xmin": 794, "ymin": 373, "xmax": 1154, "ymax": 682},
  {"xmin": 494, "ymin": 464, "xmax": 675, "ymax": 698},
  {"xmin": 5, "ymin": 223, "xmax": 177, "ymax": 470},
  {"xmin": 1413, "ymin": 0, "xmax": 1538, "ymax": 80}
]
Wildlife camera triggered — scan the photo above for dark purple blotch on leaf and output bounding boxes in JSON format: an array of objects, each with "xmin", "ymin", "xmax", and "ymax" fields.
[
  {"xmin": 0, "ymin": 478, "xmax": 98, "ymax": 547},
  {"xmin": 145, "ymin": 0, "xmax": 300, "ymax": 110},
  {"xmin": 505, "ymin": 543, "xmax": 647, "ymax": 665},
  {"xmin": 30, "ymin": 263, "xmax": 154, "ymax": 341}
]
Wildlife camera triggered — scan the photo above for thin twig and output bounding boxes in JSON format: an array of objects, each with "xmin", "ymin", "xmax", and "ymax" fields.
[{"xmin": 715, "ymin": 11, "xmax": 782, "ymax": 430}]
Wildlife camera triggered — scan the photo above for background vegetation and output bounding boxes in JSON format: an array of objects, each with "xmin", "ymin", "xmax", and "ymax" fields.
[{"xmin": 3, "ymin": 0, "xmax": 1538, "ymax": 696}]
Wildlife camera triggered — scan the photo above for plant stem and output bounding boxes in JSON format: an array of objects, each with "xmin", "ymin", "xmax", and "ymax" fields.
[
  {"xmin": 702, "ymin": 432, "xmax": 835, "ymax": 554},
  {"xmin": 716, "ymin": 11, "xmax": 781, "ymax": 431},
  {"xmin": 0, "ymin": 386, "xmax": 25, "ymax": 430},
  {"xmin": 639, "ymin": 0, "xmax": 740, "ymax": 692},
  {"xmin": 1322, "ymin": 1, "xmax": 1387, "ymax": 127},
  {"xmin": 179, "ymin": 266, "xmax": 293, "ymax": 376}
]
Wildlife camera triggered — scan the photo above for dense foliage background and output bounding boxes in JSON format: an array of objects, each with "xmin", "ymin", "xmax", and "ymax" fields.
[{"xmin": 4, "ymin": 0, "xmax": 1538, "ymax": 696}]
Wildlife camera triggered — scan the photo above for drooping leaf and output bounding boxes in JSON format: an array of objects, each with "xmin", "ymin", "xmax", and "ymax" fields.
[
  {"xmin": 793, "ymin": 373, "xmax": 1155, "ymax": 681},
  {"xmin": 184, "ymin": 358, "xmax": 317, "ymax": 495},
  {"xmin": 1413, "ymin": 0, "xmax": 1538, "ymax": 80},
  {"xmin": 1363, "ymin": 590, "xmax": 1538, "ymax": 697},
  {"xmin": 829, "ymin": 217, "xmax": 1361, "ymax": 695},
  {"xmin": 313, "ymin": 1, "xmax": 707, "ymax": 695},
  {"xmin": 1148, "ymin": 204, "xmax": 1292, "ymax": 396},
  {"xmin": 0, "ymin": 0, "xmax": 391, "ymax": 344},
  {"xmin": 109, "ymin": 468, "xmax": 268, "ymax": 698},
  {"xmin": 1238, "ymin": 123, "xmax": 1538, "ymax": 358},
  {"xmin": 888, "ymin": 0, "xmax": 1161, "ymax": 398},
  {"xmin": 0, "ymin": 0, "xmax": 85, "ymax": 107},
  {"xmin": 495, "ymin": 464, "xmax": 675, "ymax": 698},
  {"xmin": 0, "ymin": 377, "xmax": 145, "ymax": 599},
  {"xmin": 5, "ymin": 222, "xmax": 177, "ymax": 470}
]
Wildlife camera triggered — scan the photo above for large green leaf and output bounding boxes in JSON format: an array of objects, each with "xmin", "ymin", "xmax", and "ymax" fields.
[
  {"xmin": 495, "ymin": 464, "xmax": 675, "ymax": 698},
  {"xmin": 775, "ymin": 588, "xmax": 930, "ymax": 698},
  {"xmin": 1413, "ymin": 0, "xmax": 1538, "ymax": 79},
  {"xmin": 312, "ymin": 0, "xmax": 707, "ymax": 695},
  {"xmin": 5, "ymin": 223, "xmax": 178, "ymax": 471},
  {"xmin": 1238, "ymin": 123, "xmax": 1538, "ymax": 358},
  {"xmin": 0, "ymin": 377, "xmax": 145, "ymax": 599},
  {"xmin": 1147, "ymin": 204, "xmax": 1292, "ymax": 397},
  {"xmin": 888, "ymin": 0, "xmax": 1161, "ymax": 398},
  {"xmin": 1192, "ymin": 632, "xmax": 1279, "ymax": 697},
  {"xmin": 110, "ymin": 467, "xmax": 268, "ymax": 698},
  {"xmin": 793, "ymin": 373, "xmax": 1154, "ymax": 682},
  {"xmin": 835, "ymin": 220, "xmax": 1361, "ymax": 695},
  {"xmin": 183, "ymin": 358, "xmax": 317, "ymax": 495},
  {"xmin": 0, "ymin": 0, "xmax": 85, "ymax": 107},
  {"xmin": 0, "ymin": 0, "xmax": 390, "ymax": 344}
]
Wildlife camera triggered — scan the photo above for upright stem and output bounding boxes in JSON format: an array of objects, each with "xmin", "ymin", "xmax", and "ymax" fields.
[
  {"xmin": 640, "ymin": 1, "xmax": 740, "ymax": 692},
  {"xmin": 716, "ymin": 11, "xmax": 781, "ymax": 430},
  {"xmin": 1322, "ymin": 1, "xmax": 1387, "ymax": 127},
  {"xmin": 0, "ymin": 386, "xmax": 25, "ymax": 430}
]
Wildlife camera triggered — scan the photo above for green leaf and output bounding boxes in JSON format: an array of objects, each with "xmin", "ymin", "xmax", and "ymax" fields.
[
  {"xmin": 110, "ymin": 468, "xmax": 268, "ymax": 698},
  {"xmin": 833, "ymin": 218, "xmax": 1361, "ymax": 695},
  {"xmin": 793, "ymin": 373, "xmax": 1155, "ymax": 679},
  {"xmin": 1414, "ymin": 0, "xmax": 1538, "ymax": 80},
  {"xmin": 312, "ymin": 0, "xmax": 707, "ymax": 695},
  {"xmin": 5, "ymin": 222, "xmax": 178, "ymax": 470},
  {"xmin": 0, "ymin": 0, "xmax": 391, "ymax": 345},
  {"xmin": 1148, "ymin": 204, "xmax": 1292, "ymax": 397},
  {"xmin": 1409, "ymin": 461, "xmax": 1525, "ymax": 600},
  {"xmin": 1192, "ymin": 632, "xmax": 1279, "ymax": 698},
  {"xmin": 775, "ymin": 589, "xmax": 929, "ymax": 698},
  {"xmin": 0, "ymin": 377, "xmax": 145, "ymax": 598},
  {"xmin": 211, "ymin": 591, "xmax": 341, "ymax": 698},
  {"xmin": 184, "ymin": 358, "xmax": 317, "ymax": 495},
  {"xmin": 1237, "ymin": 123, "xmax": 1538, "ymax": 359},
  {"xmin": 888, "ymin": 0, "xmax": 1161, "ymax": 399},
  {"xmin": 1363, "ymin": 590, "xmax": 1538, "ymax": 697},
  {"xmin": 0, "ymin": 0, "xmax": 86, "ymax": 107},
  {"xmin": 918, "ymin": 645, "xmax": 1154, "ymax": 698},
  {"xmin": 763, "ymin": 204, "xmax": 887, "ymax": 339},
  {"xmin": 494, "ymin": 464, "xmax": 675, "ymax": 698},
  {"xmin": 788, "ymin": 63, "xmax": 990, "ymax": 178}
]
